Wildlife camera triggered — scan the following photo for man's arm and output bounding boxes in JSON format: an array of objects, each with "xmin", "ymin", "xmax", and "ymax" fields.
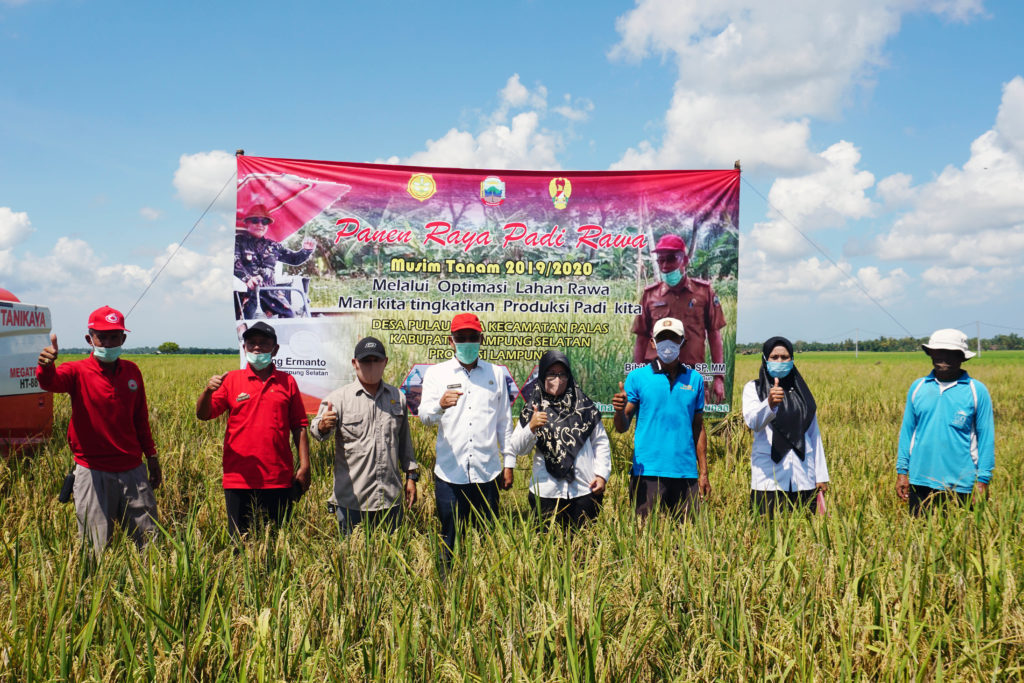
[
  {"xmin": 196, "ymin": 373, "xmax": 228, "ymax": 420},
  {"xmin": 612, "ymin": 381, "xmax": 636, "ymax": 433},
  {"xmin": 292, "ymin": 427, "xmax": 311, "ymax": 491},
  {"xmin": 632, "ymin": 334, "xmax": 650, "ymax": 364},
  {"xmin": 895, "ymin": 381, "xmax": 919, "ymax": 501},
  {"xmin": 309, "ymin": 397, "xmax": 337, "ymax": 441},
  {"xmin": 693, "ymin": 412, "xmax": 710, "ymax": 497},
  {"xmin": 36, "ymin": 333, "xmax": 74, "ymax": 393},
  {"xmin": 418, "ymin": 369, "xmax": 445, "ymax": 427},
  {"xmin": 132, "ymin": 373, "xmax": 162, "ymax": 488},
  {"xmin": 975, "ymin": 383, "xmax": 995, "ymax": 495}
]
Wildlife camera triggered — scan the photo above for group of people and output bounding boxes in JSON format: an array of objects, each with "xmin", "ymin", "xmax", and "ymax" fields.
[{"xmin": 37, "ymin": 305, "xmax": 995, "ymax": 564}]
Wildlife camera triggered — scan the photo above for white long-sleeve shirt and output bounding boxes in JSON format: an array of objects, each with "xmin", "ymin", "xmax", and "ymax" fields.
[
  {"xmin": 419, "ymin": 358, "xmax": 515, "ymax": 484},
  {"xmin": 509, "ymin": 419, "xmax": 612, "ymax": 499},
  {"xmin": 742, "ymin": 380, "xmax": 829, "ymax": 492}
]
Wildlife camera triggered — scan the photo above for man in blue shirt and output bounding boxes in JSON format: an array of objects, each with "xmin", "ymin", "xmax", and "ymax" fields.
[
  {"xmin": 897, "ymin": 328, "xmax": 995, "ymax": 515},
  {"xmin": 613, "ymin": 317, "xmax": 710, "ymax": 519}
]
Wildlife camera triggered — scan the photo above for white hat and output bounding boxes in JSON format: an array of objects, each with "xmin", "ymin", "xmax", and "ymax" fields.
[
  {"xmin": 922, "ymin": 328, "xmax": 975, "ymax": 359},
  {"xmin": 653, "ymin": 317, "xmax": 685, "ymax": 341}
]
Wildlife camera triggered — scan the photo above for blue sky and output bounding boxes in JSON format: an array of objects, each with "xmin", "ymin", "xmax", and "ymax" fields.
[{"xmin": 1, "ymin": 0, "xmax": 1022, "ymax": 347}]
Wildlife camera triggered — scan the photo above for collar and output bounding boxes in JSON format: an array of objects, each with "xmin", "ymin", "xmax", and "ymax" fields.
[
  {"xmin": 925, "ymin": 370, "xmax": 969, "ymax": 384},
  {"xmin": 651, "ymin": 359, "xmax": 687, "ymax": 377},
  {"xmin": 86, "ymin": 354, "xmax": 120, "ymax": 374},
  {"xmin": 661, "ymin": 275, "xmax": 693, "ymax": 294},
  {"xmin": 244, "ymin": 364, "xmax": 279, "ymax": 382},
  {"xmin": 355, "ymin": 382, "xmax": 390, "ymax": 400}
]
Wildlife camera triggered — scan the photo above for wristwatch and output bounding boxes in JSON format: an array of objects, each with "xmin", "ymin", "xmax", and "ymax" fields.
[{"xmin": 405, "ymin": 470, "xmax": 420, "ymax": 482}]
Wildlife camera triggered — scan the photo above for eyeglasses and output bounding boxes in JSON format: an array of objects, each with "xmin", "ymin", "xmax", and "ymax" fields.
[
  {"xmin": 545, "ymin": 372, "xmax": 569, "ymax": 380},
  {"xmin": 245, "ymin": 217, "xmax": 272, "ymax": 226}
]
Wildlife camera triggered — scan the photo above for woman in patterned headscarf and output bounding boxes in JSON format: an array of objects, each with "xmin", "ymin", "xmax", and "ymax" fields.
[
  {"xmin": 742, "ymin": 336, "xmax": 829, "ymax": 517},
  {"xmin": 510, "ymin": 350, "xmax": 611, "ymax": 529}
]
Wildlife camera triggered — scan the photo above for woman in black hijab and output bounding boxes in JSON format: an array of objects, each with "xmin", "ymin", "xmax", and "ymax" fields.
[
  {"xmin": 510, "ymin": 350, "xmax": 611, "ymax": 529},
  {"xmin": 741, "ymin": 336, "xmax": 829, "ymax": 517}
]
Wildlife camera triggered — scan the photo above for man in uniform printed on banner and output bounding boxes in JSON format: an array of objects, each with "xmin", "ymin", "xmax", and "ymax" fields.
[
  {"xmin": 632, "ymin": 234, "xmax": 727, "ymax": 403},
  {"xmin": 36, "ymin": 306, "xmax": 162, "ymax": 558},
  {"xmin": 234, "ymin": 204, "xmax": 316, "ymax": 319},
  {"xmin": 310, "ymin": 336, "xmax": 419, "ymax": 535}
]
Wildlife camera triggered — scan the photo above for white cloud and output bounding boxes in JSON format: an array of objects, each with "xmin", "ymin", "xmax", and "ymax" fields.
[
  {"xmin": 173, "ymin": 150, "xmax": 236, "ymax": 213},
  {"xmin": 139, "ymin": 207, "xmax": 162, "ymax": 221},
  {"xmin": 748, "ymin": 141, "xmax": 875, "ymax": 256},
  {"xmin": 874, "ymin": 77, "xmax": 1024, "ymax": 266},
  {"xmin": 0, "ymin": 207, "xmax": 33, "ymax": 250},
  {"xmin": 609, "ymin": 0, "xmax": 984, "ymax": 172},
  {"xmin": 381, "ymin": 75, "xmax": 584, "ymax": 170}
]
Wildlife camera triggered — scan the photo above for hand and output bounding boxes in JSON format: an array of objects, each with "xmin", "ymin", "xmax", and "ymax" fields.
[
  {"xmin": 38, "ymin": 333, "xmax": 59, "ymax": 366},
  {"xmin": 589, "ymin": 476, "xmax": 606, "ymax": 495},
  {"xmin": 612, "ymin": 381, "xmax": 627, "ymax": 413},
  {"xmin": 295, "ymin": 465, "xmax": 311, "ymax": 492},
  {"xmin": 206, "ymin": 373, "xmax": 228, "ymax": 393},
  {"xmin": 146, "ymin": 455, "xmax": 162, "ymax": 489},
  {"xmin": 529, "ymin": 403, "xmax": 548, "ymax": 433},
  {"xmin": 500, "ymin": 467, "xmax": 514, "ymax": 490},
  {"xmin": 246, "ymin": 275, "xmax": 263, "ymax": 290},
  {"xmin": 698, "ymin": 473, "xmax": 711, "ymax": 498},
  {"xmin": 301, "ymin": 237, "xmax": 316, "ymax": 251},
  {"xmin": 815, "ymin": 482, "xmax": 829, "ymax": 493},
  {"xmin": 710, "ymin": 376, "xmax": 726, "ymax": 404},
  {"xmin": 974, "ymin": 481, "xmax": 989, "ymax": 504},
  {"xmin": 319, "ymin": 401, "xmax": 337, "ymax": 431},
  {"xmin": 404, "ymin": 478, "xmax": 417, "ymax": 508},
  {"xmin": 768, "ymin": 377, "xmax": 784, "ymax": 408},
  {"xmin": 896, "ymin": 474, "xmax": 910, "ymax": 501},
  {"xmin": 440, "ymin": 390, "xmax": 463, "ymax": 409}
]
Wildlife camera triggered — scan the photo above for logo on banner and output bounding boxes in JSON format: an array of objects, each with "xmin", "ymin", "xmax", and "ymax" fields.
[
  {"xmin": 407, "ymin": 173, "xmax": 437, "ymax": 202},
  {"xmin": 549, "ymin": 177, "xmax": 572, "ymax": 210},
  {"xmin": 480, "ymin": 176, "xmax": 506, "ymax": 206}
]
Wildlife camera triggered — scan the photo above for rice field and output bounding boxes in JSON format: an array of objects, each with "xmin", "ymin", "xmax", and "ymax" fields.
[{"xmin": 0, "ymin": 350, "xmax": 1021, "ymax": 681}]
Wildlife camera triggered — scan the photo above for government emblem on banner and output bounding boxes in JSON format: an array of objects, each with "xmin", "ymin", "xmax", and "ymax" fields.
[
  {"xmin": 549, "ymin": 177, "xmax": 571, "ymax": 210},
  {"xmin": 407, "ymin": 173, "xmax": 437, "ymax": 202},
  {"xmin": 480, "ymin": 176, "xmax": 506, "ymax": 206}
]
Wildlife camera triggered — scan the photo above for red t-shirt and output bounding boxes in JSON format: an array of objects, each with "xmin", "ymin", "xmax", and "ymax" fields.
[
  {"xmin": 36, "ymin": 355, "xmax": 156, "ymax": 472},
  {"xmin": 208, "ymin": 366, "xmax": 308, "ymax": 489}
]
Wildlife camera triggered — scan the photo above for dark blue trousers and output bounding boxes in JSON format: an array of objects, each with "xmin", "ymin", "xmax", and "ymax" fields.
[{"xmin": 434, "ymin": 474, "xmax": 500, "ymax": 568}]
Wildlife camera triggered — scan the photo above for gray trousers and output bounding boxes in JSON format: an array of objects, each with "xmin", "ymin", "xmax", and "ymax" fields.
[{"xmin": 73, "ymin": 463, "xmax": 158, "ymax": 556}]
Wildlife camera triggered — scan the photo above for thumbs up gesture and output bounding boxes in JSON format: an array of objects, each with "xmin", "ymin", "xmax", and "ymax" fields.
[
  {"xmin": 38, "ymin": 333, "xmax": 59, "ymax": 366},
  {"xmin": 768, "ymin": 377, "xmax": 784, "ymax": 408},
  {"xmin": 319, "ymin": 401, "xmax": 338, "ymax": 431},
  {"xmin": 612, "ymin": 381, "xmax": 627, "ymax": 413},
  {"xmin": 529, "ymin": 401, "xmax": 548, "ymax": 433},
  {"xmin": 206, "ymin": 373, "xmax": 228, "ymax": 393}
]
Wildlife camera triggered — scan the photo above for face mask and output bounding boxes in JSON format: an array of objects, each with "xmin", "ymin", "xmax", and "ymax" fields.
[
  {"xmin": 661, "ymin": 269, "xmax": 683, "ymax": 287},
  {"xmin": 766, "ymin": 360, "xmax": 794, "ymax": 378},
  {"xmin": 656, "ymin": 339, "xmax": 681, "ymax": 363},
  {"xmin": 92, "ymin": 345, "xmax": 123, "ymax": 363},
  {"xmin": 246, "ymin": 351, "xmax": 273, "ymax": 371},
  {"xmin": 454, "ymin": 342, "xmax": 480, "ymax": 365}
]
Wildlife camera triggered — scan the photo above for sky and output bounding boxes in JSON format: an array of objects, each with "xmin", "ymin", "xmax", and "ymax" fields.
[{"xmin": 1, "ymin": 0, "xmax": 1023, "ymax": 348}]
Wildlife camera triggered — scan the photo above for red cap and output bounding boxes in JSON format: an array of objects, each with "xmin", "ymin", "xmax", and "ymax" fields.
[
  {"xmin": 88, "ymin": 306, "xmax": 130, "ymax": 332},
  {"xmin": 450, "ymin": 313, "xmax": 483, "ymax": 333},
  {"xmin": 243, "ymin": 204, "xmax": 274, "ymax": 224},
  {"xmin": 653, "ymin": 234, "xmax": 687, "ymax": 253}
]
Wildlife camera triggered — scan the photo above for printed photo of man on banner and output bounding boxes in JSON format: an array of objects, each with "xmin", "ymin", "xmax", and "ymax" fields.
[{"xmin": 233, "ymin": 155, "xmax": 739, "ymax": 418}]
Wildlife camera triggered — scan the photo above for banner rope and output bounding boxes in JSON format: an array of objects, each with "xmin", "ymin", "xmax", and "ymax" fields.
[
  {"xmin": 126, "ymin": 170, "xmax": 236, "ymax": 318},
  {"xmin": 740, "ymin": 176, "xmax": 915, "ymax": 337}
]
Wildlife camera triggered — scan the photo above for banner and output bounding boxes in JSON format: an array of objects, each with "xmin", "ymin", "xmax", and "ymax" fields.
[{"xmin": 233, "ymin": 156, "xmax": 740, "ymax": 417}]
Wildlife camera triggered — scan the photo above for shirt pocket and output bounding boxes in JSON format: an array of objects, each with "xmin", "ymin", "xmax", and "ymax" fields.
[
  {"xmin": 340, "ymin": 420, "xmax": 366, "ymax": 443},
  {"xmin": 649, "ymin": 301, "xmax": 671, "ymax": 323}
]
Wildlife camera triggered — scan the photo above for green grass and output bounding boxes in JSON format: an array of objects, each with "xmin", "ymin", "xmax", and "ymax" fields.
[{"xmin": 0, "ymin": 352, "xmax": 1021, "ymax": 680}]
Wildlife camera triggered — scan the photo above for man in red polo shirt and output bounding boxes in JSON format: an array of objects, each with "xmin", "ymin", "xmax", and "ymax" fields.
[
  {"xmin": 36, "ymin": 305, "xmax": 162, "ymax": 557},
  {"xmin": 196, "ymin": 321, "xmax": 311, "ymax": 537}
]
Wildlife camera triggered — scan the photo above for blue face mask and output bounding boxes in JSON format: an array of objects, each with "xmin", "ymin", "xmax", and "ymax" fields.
[
  {"xmin": 454, "ymin": 342, "xmax": 480, "ymax": 365},
  {"xmin": 766, "ymin": 360, "xmax": 794, "ymax": 378},
  {"xmin": 92, "ymin": 345, "xmax": 123, "ymax": 363},
  {"xmin": 661, "ymin": 269, "xmax": 683, "ymax": 287},
  {"xmin": 246, "ymin": 351, "xmax": 273, "ymax": 371},
  {"xmin": 656, "ymin": 339, "xmax": 681, "ymax": 364}
]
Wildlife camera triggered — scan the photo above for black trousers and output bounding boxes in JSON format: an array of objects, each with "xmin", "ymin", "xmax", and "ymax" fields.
[
  {"xmin": 629, "ymin": 475, "xmax": 701, "ymax": 519},
  {"xmin": 528, "ymin": 492, "xmax": 603, "ymax": 530},
  {"xmin": 434, "ymin": 475, "xmax": 500, "ymax": 568},
  {"xmin": 908, "ymin": 485, "xmax": 971, "ymax": 516},
  {"xmin": 224, "ymin": 488, "xmax": 294, "ymax": 537},
  {"xmin": 750, "ymin": 489, "xmax": 817, "ymax": 518}
]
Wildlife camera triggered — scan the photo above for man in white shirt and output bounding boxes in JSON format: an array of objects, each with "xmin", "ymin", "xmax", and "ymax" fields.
[{"xmin": 419, "ymin": 313, "xmax": 515, "ymax": 569}]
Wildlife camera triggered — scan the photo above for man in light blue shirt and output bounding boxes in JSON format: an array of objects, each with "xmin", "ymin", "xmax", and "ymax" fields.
[
  {"xmin": 613, "ymin": 317, "xmax": 709, "ymax": 519},
  {"xmin": 897, "ymin": 328, "xmax": 995, "ymax": 515}
]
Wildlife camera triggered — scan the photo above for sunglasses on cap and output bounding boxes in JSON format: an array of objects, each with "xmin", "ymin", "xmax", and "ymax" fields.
[{"xmin": 245, "ymin": 217, "xmax": 272, "ymax": 226}]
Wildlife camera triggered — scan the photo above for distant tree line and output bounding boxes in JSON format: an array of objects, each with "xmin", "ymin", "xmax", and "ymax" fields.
[{"xmin": 737, "ymin": 333, "xmax": 1024, "ymax": 354}]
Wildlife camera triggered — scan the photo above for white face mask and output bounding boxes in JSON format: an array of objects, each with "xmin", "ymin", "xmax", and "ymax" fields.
[
  {"xmin": 656, "ymin": 339, "xmax": 681, "ymax": 363},
  {"xmin": 246, "ymin": 351, "xmax": 273, "ymax": 371},
  {"xmin": 92, "ymin": 344, "xmax": 123, "ymax": 363}
]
